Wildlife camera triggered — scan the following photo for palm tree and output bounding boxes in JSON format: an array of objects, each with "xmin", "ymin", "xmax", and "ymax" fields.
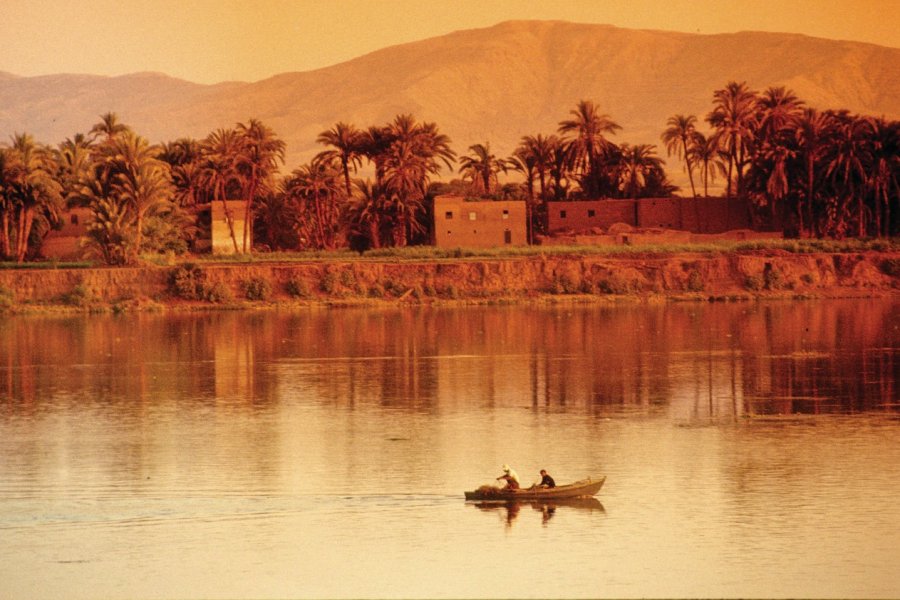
[
  {"xmin": 89, "ymin": 112, "xmax": 131, "ymax": 145},
  {"xmin": 706, "ymin": 81, "xmax": 758, "ymax": 198},
  {"xmin": 54, "ymin": 133, "xmax": 94, "ymax": 205},
  {"xmin": 355, "ymin": 115, "xmax": 454, "ymax": 246},
  {"xmin": 344, "ymin": 178, "xmax": 388, "ymax": 251},
  {"xmin": 200, "ymin": 128, "xmax": 243, "ymax": 253},
  {"xmin": 756, "ymin": 86, "xmax": 804, "ymax": 143},
  {"xmin": 558, "ymin": 100, "xmax": 620, "ymax": 197},
  {"xmin": 253, "ymin": 186, "xmax": 300, "ymax": 251},
  {"xmin": 382, "ymin": 138, "xmax": 430, "ymax": 247},
  {"xmin": 160, "ymin": 138, "xmax": 205, "ymax": 207},
  {"xmin": 618, "ymin": 144, "xmax": 665, "ymax": 200},
  {"xmin": 794, "ymin": 108, "xmax": 834, "ymax": 236},
  {"xmin": 688, "ymin": 132, "xmax": 723, "ymax": 198},
  {"xmin": 233, "ymin": 119, "xmax": 286, "ymax": 253},
  {"xmin": 825, "ymin": 112, "xmax": 873, "ymax": 238},
  {"xmin": 4, "ymin": 134, "xmax": 64, "ymax": 262},
  {"xmin": 0, "ymin": 147, "xmax": 18, "ymax": 258},
  {"xmin": 516, "ymin": 134, "xmax": 557, "ymax": 201},
  {"xmin": 661, "ymin": 114, "xmax": 699, "ymax": 198},
  {"xmin": 458, "ymin": 142, "xmax": 507, "ymax": 195},
  {"xmin": 82, "ymin": 195, "xmax": 132, "ymax": 265},
  {"xmin": 108, "ymin": 132, "xmax": 175, "ymax": 259},
  {"xmin": 316, "ymin": 122, "xmax": 364, "ymax": 197},
  {"xmin": 867, "ymin": 117, "xmax": 900, "ymax": 237},
  {"xmin": 284, "ymin": 156, "xmax": 343, "ymax": 249},
  {"xmin": 507, "ymin": 148, "xmax": 537, "ymax": 244}
]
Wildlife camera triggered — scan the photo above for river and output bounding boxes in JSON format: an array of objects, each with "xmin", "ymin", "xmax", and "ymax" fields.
[{"xmin": 1, "ymin": 299, "xmax": 898, "ymax": 598}]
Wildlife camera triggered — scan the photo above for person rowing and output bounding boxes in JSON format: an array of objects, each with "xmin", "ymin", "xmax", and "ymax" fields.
[{"xmin": 538, "ymin": 469, "xmax": 556, "ymax": 488}]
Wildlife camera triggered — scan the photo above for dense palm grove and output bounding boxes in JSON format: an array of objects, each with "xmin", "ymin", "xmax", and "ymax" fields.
[{"xmin": 0, "ymin": 81, "xmax": 897, "ymax": 264}]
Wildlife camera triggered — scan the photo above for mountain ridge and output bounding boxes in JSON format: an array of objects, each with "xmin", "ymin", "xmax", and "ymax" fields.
[{"xmin": 1, "ymin": 20, "xmax": 897, "ymax": 173}]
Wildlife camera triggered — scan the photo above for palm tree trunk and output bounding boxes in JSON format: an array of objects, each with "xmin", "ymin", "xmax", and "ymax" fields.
[
  {"xmin": 342, "ymin": 161, "xmax": 352, "ymax": 197},
  {"xmin": 15, "ymin": 206, "xmax": 34, "ymax": 263},
  {"xmin": 858, "ymin": 192, "xmax": 865, "ymax": 238},
  {"xmin": 218, "ymin": 180, "xmax": 240, "ymax": 254},
  {"xmin": 135, "ymin": 213, "xmax": 143, "ymax": 261},
  {"xmin": 369, "ymin": 216, "xmax": 380, "ymax": 250},
  {"xmin": 525, "ymin": 198, "xmax": 533, "ymax": 245},
  {"xmin": 1, "ymin": 210, "xmax": 11, "ymax": 259},
  {"xmin": 242, "ymin": 179, "xmax": 256, "ymax": 254},
  {"xmin": 682, "ymin": 138, "xmax": 697, "ymax": 198}
]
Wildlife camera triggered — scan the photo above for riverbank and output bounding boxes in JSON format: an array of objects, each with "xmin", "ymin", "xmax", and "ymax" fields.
[{"xmin": 1, "ymin": 247, "xmax": 898, "ymax": 314}]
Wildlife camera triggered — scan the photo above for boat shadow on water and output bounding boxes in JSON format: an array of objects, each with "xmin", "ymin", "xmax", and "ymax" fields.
[{"xmin": 467, "ymin": 496, "xmax": 606, "ymax": 526}]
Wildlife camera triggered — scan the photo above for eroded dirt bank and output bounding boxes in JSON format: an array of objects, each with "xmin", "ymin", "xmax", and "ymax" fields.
[{"xmin": 1, "ymin": 250, "xmax": 898, "ymax": 312}]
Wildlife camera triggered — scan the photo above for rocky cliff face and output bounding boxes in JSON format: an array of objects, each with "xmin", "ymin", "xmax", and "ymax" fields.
[{"xmin": 1, "ymin": 252, "xmax": 897, "ymax": 312}]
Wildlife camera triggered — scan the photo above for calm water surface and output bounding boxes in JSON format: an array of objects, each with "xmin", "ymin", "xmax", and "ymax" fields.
[{"xmin": 1, "ymin": 300, "xmax": 899, "ymax": 598}]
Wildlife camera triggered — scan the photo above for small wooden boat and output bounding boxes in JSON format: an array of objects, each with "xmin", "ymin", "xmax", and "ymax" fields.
[{"xmin": 464, "ymin": 475, "xmax": 606, "ymax": 501}]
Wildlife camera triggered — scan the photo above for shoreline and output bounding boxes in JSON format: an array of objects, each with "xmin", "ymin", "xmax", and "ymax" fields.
[{"xmin": 1, "ymin": 249, "xmax": 898, "ymax": 314}]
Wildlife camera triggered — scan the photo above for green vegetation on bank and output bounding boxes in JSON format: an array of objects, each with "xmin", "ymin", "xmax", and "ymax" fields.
[{"xmin": 1, "ymin": 237, "xmax": 898, "ymax": 271}]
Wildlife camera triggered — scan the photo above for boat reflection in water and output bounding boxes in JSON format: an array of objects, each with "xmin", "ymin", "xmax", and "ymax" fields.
[{"xmin": 469, "ymin": 496, "xmax": 606, "ymax": 527}]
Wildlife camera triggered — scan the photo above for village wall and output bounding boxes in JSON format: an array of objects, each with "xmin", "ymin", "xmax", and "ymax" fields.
[{"xmin": 546, "ymin": 197, "xmax": 756, "ymax": 235}]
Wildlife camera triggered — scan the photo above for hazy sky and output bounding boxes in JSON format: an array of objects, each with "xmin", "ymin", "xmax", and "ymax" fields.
[{"xmin": 3, "ymin": 0, "xmax": 898, "ymax": 84}]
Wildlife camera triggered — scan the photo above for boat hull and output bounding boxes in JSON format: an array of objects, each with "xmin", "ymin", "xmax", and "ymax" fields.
[{"xmin": 464, "ymin": 476, "xmax": 605, "ymax": 501}]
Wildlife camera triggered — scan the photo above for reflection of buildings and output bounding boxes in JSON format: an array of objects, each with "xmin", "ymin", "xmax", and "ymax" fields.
[{"xmin": 213, "ymin": 324, "xmax": 255, "ymax": 401}]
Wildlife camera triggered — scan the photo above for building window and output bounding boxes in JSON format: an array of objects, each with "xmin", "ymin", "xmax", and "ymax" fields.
[
  {"xmin": 469, "ymin": 212, "xmax": 477, "ymax": 221},
  {"xmin": 502, "ymin": 209, "xmax": 509, "ymax": 220},
  {"xmin": 587, "ymin": 209, "xmax": 596, "ymax": 218},
  {"xmin": 445, "ymin": 211, "xmax": 453, "ymax": 219},
  {"xmin": 504, "ymin": 229, "xmax": 512, "ymax": 244},
  {"xmin": 560, "ymin": 210, "xmax": 567, "ymax": 219},
  {"xmin": 71, "ymin": 214, "xmax": 79, "ymax": 225}
]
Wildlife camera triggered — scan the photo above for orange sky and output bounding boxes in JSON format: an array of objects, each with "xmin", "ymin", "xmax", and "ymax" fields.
[{"xmin": 3, "ymin": 0, "xmax": 898, "ymax": 84}]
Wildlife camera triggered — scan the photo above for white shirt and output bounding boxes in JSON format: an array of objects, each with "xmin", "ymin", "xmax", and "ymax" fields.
[{"xmin": 503, "ymin": 468, "xmax": 520, "ymax": 484}]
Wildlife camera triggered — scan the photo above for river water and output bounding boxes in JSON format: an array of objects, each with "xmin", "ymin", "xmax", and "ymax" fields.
[{"xmin": 1, "ymin": 299, "xmax": 898, "ymax": 598}]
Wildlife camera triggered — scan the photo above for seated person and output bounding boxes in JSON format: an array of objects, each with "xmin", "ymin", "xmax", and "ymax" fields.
[
  {"xmin": 496, "ymin": 464, "xmax": 520, "ymax": 490},
  {"xmin": 538, "ymin": 469, "xmax": 556, "ymax": 488}
]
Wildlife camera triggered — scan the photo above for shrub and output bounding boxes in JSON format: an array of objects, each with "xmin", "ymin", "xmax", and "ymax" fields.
[
  {"xmin": 61, "ymin": 284, "xmax": 94, "ymax": 307},
  {"xmin": 879, "ymin": 258, "xmax": 900, "ymax": 277},
  {"xmin": 744, "ymin": 275, "xmax": 764, "ymax": 291},
  {"xmin": 686, "ymin": 270, "xmax": 704, "ymax": 292},
  {"xmin": 800, "ymin": 273, "xmax": 815, "ymax": 285},
  {"xmin": 764, "ymin": 267, "xmax": 786, "ymax": 290},
  {"xmin": 596, "ymin": 274, "xmax": 640, "ymax": 295},
  {"xmin": 205, "ymin": 281, "xmax": 233, "ymax": 304},
  {"xmin": 285, "ymin": 277, "xmax": 312, "ymax": 299},
  {"xmin": 243, "ymin": 277, "xmax": 273, "ymax": 301},
  {"xmin": 368, "ymin": 283, "xmax": 386, "ymax": 298},
  {"xmin": 170, "ymin": 264, "xmax": 208, "ymax": 300},
  {"xmin": 320, "ymin": 271, "xmax": 339, "ymax": 294},
  {"xmin": 339, "ymin": 270, "xmax": 357, "ymax": 288},
  {"xmin": 0, "ymin": 285, "xmax": 14, "ymax": 309},
  {"xmin": 552, "ymin": 273, "xmax": 580, "ymax": 294}
]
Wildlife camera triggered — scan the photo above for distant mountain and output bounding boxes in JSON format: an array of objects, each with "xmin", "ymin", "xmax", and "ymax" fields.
[{"xmin": 2, "ymin": 20, "xmax": 898, "ymax": 176}]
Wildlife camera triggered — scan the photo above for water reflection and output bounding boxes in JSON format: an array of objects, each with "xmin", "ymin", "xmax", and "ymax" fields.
[
  {"xmin": 1, "ymin": 299, "xmax": 897, "ymax": 418},
  {"xmin": 469, "ymin": 497, "xmax": 606, "ymax": 528}
]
